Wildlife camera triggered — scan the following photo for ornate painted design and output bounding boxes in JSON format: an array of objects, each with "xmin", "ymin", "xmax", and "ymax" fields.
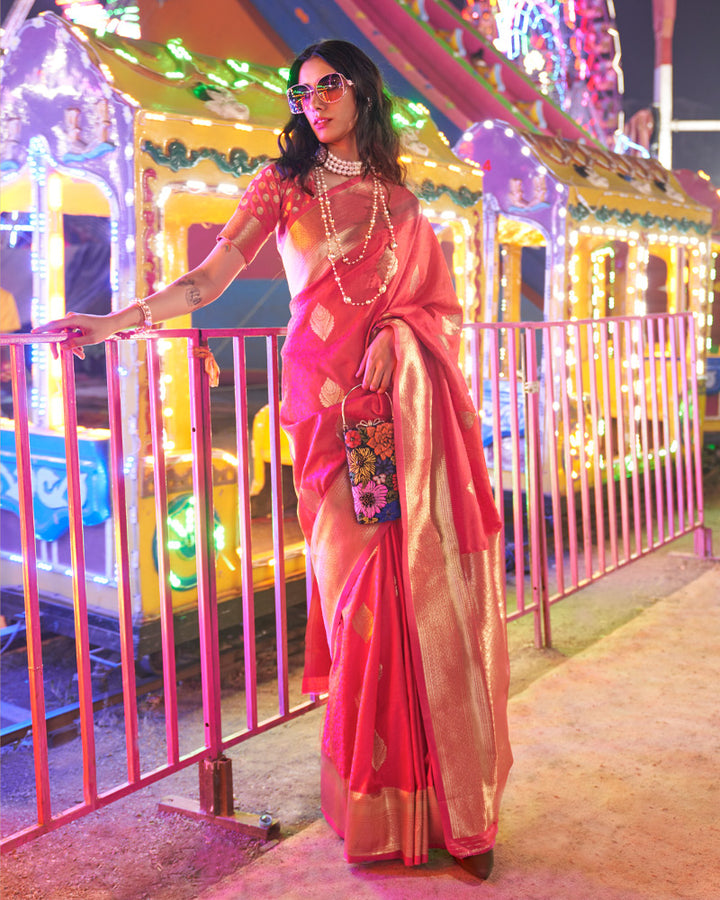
[
  {"xmin": 141, "ymin": 139, "xmax": 268, "ymax": 177},
  {"xmin": 568, "ymin": 202, "xmax": 710, "ymax": 236}
]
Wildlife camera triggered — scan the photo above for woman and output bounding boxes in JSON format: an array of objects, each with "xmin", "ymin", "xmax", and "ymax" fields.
[{"xmin": 37, "ymin": 40, "xmax": 512, "ymax": 879}]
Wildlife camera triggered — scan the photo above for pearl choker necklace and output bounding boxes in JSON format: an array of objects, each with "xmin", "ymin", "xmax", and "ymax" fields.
[{"xmin": 321, "ymin": 148, "xmax": 364, "ymax": 177}]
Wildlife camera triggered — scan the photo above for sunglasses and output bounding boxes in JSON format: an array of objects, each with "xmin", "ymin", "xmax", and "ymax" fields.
[{"xmin": 286, "ymin": 72, "xmax": 355, "ymax": 114}]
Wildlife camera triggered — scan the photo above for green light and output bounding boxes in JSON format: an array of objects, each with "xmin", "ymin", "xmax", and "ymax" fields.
[
  {"xmin": 165, "ymin": 72, "xmax": 184, "ymax": 80},
  {"xmin": 279, "ymin": 67, "xmax": 290, "ymax": 79},
  {"xmin": 114, "ymin": 48, "xmax": 138, "ymax": 64},
  {"xmin": 208, "ymin": 73, "xmax": 230, "ymax": 87},
  {"xmin": 262, "ymin": 81, "xmax": 283, "ymax": 94},
  {"xmin": 233, "ymin": 79, "xmax": 250, "ymax": 89},
  {"xmin": 153, "ymin": 494, "xmax": 227, "ymax": 592},
  {"xmin": 226, "ymin": 59, "xmax": 250, "ymax": 74},
  {"xmin": 167, "ymin": 38, "xmax": 193, "ymax": 62}
]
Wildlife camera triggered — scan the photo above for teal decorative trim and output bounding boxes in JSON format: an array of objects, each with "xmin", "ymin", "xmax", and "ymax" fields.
[
  {"xmin": 141, "ymin": 139, "xmax": 269, "ymax": 176},
  {"xmin": 413, "ymin": 179, "xmax": 482, "ymax": 208},
  {"xmin": 568, "ymin": 202, "xmax": 710, "ymax": 236}
]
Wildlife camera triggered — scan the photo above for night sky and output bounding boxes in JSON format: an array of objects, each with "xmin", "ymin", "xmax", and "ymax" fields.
[
  {"xmin": 2, "ymin": 0, "xmax": 719, "ymax": 181},
  {"xmin": 615, "ymin": 0, "xmax": 720, "ymax": 181}
]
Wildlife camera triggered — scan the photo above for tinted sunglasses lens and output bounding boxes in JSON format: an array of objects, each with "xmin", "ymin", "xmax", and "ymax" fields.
[
  {"xmin": 317, "ymin": 73, "xmax": 346, "ymax": 102},
  {"xmin": 287, "ymin": 85, "xmax": 310, "ymax": 113}
]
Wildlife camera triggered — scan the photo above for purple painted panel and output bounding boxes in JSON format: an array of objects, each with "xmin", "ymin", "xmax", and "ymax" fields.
[
  {"xmin": 1, "ymin": 14, "xmax": 134, "ymax": 193},
  {"xmin": 454, "ymin": 120, "xmax": 566, "ymax": 242}
]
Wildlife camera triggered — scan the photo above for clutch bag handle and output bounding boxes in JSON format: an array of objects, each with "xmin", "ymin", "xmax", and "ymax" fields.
[{"xmin": 341, "ymin": 384, "xmax": 393, "ymax": 430}]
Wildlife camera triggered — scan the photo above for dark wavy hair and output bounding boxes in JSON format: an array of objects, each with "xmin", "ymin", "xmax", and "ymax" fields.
[{"xmin": 276, "ymin": 40, "xmax": 405, "ymax": 191}]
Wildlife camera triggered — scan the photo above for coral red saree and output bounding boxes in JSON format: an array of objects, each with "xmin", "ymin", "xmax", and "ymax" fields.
[{"xmin": 220, "ymin": 165, "xmax": 512, "ymax": 864}]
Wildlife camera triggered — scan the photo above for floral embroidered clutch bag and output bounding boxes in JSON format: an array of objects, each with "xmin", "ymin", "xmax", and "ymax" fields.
[{"xmin": 341, "ymin": 386, "xmax": 401, "ymax": 525}]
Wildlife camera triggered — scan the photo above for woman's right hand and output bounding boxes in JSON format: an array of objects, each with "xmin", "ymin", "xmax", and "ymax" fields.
[{"xmin": 33, "ymin": 311, "xmax": 122, "ymax": 359}]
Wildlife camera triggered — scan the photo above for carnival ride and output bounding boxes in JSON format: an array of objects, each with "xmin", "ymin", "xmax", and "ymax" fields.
[
  {"xmin": 0, "ymin": 3, "xmax": 716, "ymax": 653},
  {"xmin": 0, "ymin": 14, "xmax": 485, "ymax": 648},
  {"xmin": 672, "ymin": 169, "xmax": 720, "ymax": 435}
]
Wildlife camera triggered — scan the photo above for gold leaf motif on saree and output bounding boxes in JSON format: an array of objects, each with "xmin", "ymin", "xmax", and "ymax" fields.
[
  {"xmin": 319, "ymin": 378, "xmax": 344, "ymax": 408},
  {"xmin": 310, "ymin": 303, "xmax": 335, "ymax": 342},
  {"xmin": 372, "ymin": 730, "xmax": 388, "ymax": 771},
  {"xmin": 352, "ymin": 602, "xmax": 374, "ymax": 643},
  {"xmin": 442, "ymin": 313, "xmax": 462, "ymax": 335}
]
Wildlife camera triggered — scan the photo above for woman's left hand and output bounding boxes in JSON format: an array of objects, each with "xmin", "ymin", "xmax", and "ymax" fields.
[{"xmin": 356, "ymin": 325, "xmax": 396, "ymax": 393}]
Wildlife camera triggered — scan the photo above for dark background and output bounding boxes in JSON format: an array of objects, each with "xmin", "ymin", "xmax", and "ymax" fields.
[{"xmin": 2, "ymin": 0, "xmax": 719, "ymax": 180}]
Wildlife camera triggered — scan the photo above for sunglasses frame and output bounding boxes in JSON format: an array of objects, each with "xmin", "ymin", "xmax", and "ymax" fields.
[{"xmin": 287, "ymin": 72, "xmax": 355, "ymax": 115}]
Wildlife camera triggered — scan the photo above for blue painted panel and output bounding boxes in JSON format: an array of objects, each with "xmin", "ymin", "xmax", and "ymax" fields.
[{"xmin": 0, "ymin": 426, "xmax": 111, "ymax": 542}]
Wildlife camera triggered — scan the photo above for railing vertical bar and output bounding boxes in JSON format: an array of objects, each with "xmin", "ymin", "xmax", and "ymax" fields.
[
  {"xmin": 146, "ymin": 339, "xmax": 179, "ymax": 763},
  {"xmin": 542, "ymin": 327, "xmax": 565, "ymax": 598},
  {"xmin": 613, "ymin": 323, "xmax": 630, "ymax": 561},
  {"xmin": 585, "ymin": 322, "xmax": 605, "ymax": 574},
  {"xmin": 622, "ymin": 320, "xmax": 642, "ymax": 556},
  {"xmin": 558, "ymin": 326, "xmax": 579, "ymax": 588},
  {"xmin": 468, "ymin": 326, "xmax": 481, "ymax": 411},
  {"xmin": 635, "ymin": 321, "xmax": 653, "ymax": 551},
  {"xmin": 688, "ymin": 316, "xmax": 704, "ymax": 527},
  {"xmin": 305, "ymin": 547, "xmax": 321, "ymax": 703},
  {"xmin": 646, "ymin": 319, "xmax": 665, "ymax": 544},
  {"xmin": 523, "ymin": 327, "xmax": 545, "ymax": 646},
  {"xmin": 599, "ymin": 323, "xmax": 618, "ymax": 568},
  {"xmin": 10, "ymin": 342, "xmax": 51, "ymax": 825},
  {"xmin": 60, "ymin": 350, "xmax": 97, "ymax": 805},
  {"xmin": 489, "ymin": 332, "xmax": 504, "ymax": 529},
  {"xmin": 506, "ymin": 328, "xmax": 525, "ymax": 611},
  {"xmin": 657, "ymin": 317, "xmax": 675, "ymax": 538},
  {"xmin": 668, "ymin": 319, "xmax": 684, "ymax": 532},
  {"xmin": 267, "ymin": 335, "xmax": 289, "ymax": 716},
  {"xmin": 571, "ymin": 322, "xmax": 592, "ymax": 579},
  {"xmin": 105, "ymin": 341, "xmax": 141, "ymax": 781},
  {"xmin": 233, "ymin": 336, "xmax": 258, "ymax": 730},
  {"xmin": 678, "ymin": 316, "xmax": 695, "ymax": 524},
  {"xmin": 188, "ymin": 334, "xmax": 222, "ymax": 755}
]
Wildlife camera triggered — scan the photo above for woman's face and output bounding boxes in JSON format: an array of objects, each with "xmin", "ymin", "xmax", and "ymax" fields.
[{"xmin": 297, "ymin": 56, "xmax": 359, "ymax": 157}]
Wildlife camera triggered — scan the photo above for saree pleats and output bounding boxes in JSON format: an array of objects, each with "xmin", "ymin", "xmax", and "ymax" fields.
[{"xmin": 318, "ymin": 515, "xmax": 445, "ymax": 864}]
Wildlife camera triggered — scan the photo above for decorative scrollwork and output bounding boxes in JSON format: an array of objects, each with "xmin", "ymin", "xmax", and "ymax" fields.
[
  {"xmin": 141, "ymin": 139, "xmax": 268, "ymax": 176},
  {"xmin": 568, "ymin": 203, "xmax": 709, "ymax": 236},
  {"xmin": 413, "ymin": 179, "xmax": 482, "ymax": 208}
]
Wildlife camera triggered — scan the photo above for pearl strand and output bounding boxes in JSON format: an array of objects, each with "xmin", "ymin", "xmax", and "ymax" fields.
[
  {"xmin": 315, "ymin": 167, "xmax": 398, "ymax": 307},
  {"xmin": 322, "ymin": 148, "xmax": 364, "ymax": 177},
  {"xmin": 316, "ymin": 165, "xmax": 380, "ymax": 267}
]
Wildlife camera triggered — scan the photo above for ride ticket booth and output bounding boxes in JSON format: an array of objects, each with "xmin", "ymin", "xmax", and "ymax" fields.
[{"xmin": 0, "ymin": 13, "xmax": 486, "ymax": 652}]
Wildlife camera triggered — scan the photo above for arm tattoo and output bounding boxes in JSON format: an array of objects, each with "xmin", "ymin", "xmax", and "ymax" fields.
[{"xmin": 178, "ymin": 278, "xmax": 202, "ymax": 308}]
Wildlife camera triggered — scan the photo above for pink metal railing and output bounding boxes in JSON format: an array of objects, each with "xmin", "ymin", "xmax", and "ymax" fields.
[
  {"xmin": 0, "ymin": 313, "xmax": 708, "ymax": 851},
  {"xmin": 465, "ymin": 312, "xmax": 707, "ymax": 647}
]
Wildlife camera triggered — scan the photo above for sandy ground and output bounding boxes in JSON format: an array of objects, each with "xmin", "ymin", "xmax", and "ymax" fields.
[
  {"xmin": 2, "ymin": 480, "xmax": 719, "ymax": 899},
  {"xmin": 200, "ymin": 564, "xmax": 720, "ymax": 900}
]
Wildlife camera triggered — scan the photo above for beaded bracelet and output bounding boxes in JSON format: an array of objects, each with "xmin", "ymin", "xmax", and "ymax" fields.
[{"xmin": 133, "ymin": 298, "xmax": 153, "ymax": 332}]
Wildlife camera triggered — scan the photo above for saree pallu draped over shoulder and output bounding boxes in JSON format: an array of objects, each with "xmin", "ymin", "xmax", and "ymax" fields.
[{"xmin": 219, "ymin": 165, "xmax": 512, "ymax": 864}]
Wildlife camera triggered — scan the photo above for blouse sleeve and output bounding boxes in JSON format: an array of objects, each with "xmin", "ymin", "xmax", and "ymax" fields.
[{"xmin": 217, "ymin": 164, "xmax": 286, "ymax": 265}]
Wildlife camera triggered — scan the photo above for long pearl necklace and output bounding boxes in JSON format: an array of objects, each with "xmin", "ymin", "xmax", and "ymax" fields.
[
  {"xmin": 315, "ymin": 165, "xmax": 398, "ymax": 307},
  {"xmin": 323, "ymin": 148, "xmax": 364, "ymax": 177}
]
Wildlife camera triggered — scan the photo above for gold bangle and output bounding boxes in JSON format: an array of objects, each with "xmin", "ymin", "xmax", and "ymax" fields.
[{"xmin": 134, "ymin": 298, "xmax": 153, "ymax": 332}]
